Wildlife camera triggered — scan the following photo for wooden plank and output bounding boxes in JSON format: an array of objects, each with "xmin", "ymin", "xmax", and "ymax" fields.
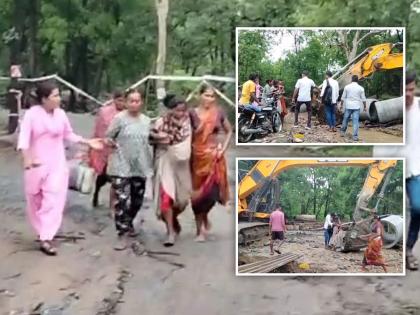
[
  {"xmin": 240, "ymin": 255, "xmax": 297, "ymax": 273},
  {"xmin": 238, "ymin": 253, "xmax": 302, "ymax": 273}
]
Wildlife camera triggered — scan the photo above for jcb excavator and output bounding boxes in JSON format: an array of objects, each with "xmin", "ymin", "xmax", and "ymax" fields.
[
  {"xmin": 334, "ymin": 42, "xmax": 403, "ymax": 86},
  {"xmin": 315, "ymin": 42, "xmax": 403, "ymax": 124},
  {"xmin": 238, "ymin": 159, "xmax": 398, "ymax": 251}
]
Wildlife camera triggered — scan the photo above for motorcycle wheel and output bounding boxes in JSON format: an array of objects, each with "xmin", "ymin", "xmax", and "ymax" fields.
[
  {"xmin": 238, "ymin": 116, "xmax": 254, "ymax": 143},
  {"xmin": 272, "ymin": 112, "xmax": 282, "ymax": 133}
]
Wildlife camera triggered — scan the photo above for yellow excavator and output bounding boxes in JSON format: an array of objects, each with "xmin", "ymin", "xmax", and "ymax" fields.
[
  {"xmin": 334, "ymin": 42, "xmax": 403, "ymax": 86},
  {"xmin": 315, "ymin": 42, "xmax": 403, "ymax": 124},
  {"xmin": 238, "ymin": 159, "xmax": 398, "ymax": 251}
]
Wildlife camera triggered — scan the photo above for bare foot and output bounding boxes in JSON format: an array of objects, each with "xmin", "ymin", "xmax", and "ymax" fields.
[
  {"xmin": 195, "ymin": 234, "xmax": 206, "ymax": 243},
  {"xmin": 164, "ymin": 234, "xmax": 175, "ymax": 247}
]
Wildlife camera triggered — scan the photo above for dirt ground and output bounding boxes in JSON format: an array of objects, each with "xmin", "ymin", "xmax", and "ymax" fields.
[
  {"xmin": 0, "ymin": 110, "xmax": 419, "ymax": 315},
  {"xmin": 239, "ymin": 231, "xmax": 403, "ymax": 274},
  {"xmin": 249, "ymin": 111, "xmax": 403, "ymax": 144}
]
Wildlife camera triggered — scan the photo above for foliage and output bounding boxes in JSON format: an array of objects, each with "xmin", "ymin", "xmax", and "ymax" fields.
[
  {"xmin": 240, "ymin": 160, "xmax": 403, "ymax": 221},
  {"xmin": 238, "ymin": 29, "xmax": 403, "ymax": 98},
  {"xmin": 0, "ymin": 0, "xmax": 417, "ymax": 112}
]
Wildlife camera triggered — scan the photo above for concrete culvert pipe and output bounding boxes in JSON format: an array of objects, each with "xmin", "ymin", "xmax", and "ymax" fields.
[
  {"xmin": 359, "ymin": 99, "xmax": 378, "ymax": 121},
  {"xmin": 369, "ymin": 96, "xmax": 403, "ymax": 123},
  {"xmin": 377, "ymin": 215, "xmax": 403, "ymax": 249}
]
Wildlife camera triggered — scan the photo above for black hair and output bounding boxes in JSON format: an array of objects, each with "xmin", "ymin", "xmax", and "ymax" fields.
[
  {"xmin": 199, "ymin": 84, "xmax": 215, "ymax": 95},
  {"xmin": 249, "ymin": 73, "xmax": 258, "ymax": 81},
  {"xmin": 266, "ymin": 79, "xmax": 272, "ymax": 84},
  {"xmin": 326, "ymin": 70, "xmax": 333, "ymax": 77},
  {"xmin": 113, "ymin": 90, "xmax": 124, "ymax": 99},
  {"xmin": 163, "ymin": 93, "xmax": 185, "ymax": 109},
  {"xmin": 351, "ymin": 75, "xmax": 359, "ymax": 83},
  {"xmin": 124, "ymin": 88, "xmax": 141, "ymax": 98},
  {"xmin": 35, "ymin": 81, "xmax": 58, "ymax": 103},
  {"xmin": 302, "ymin": 70, "xmax": 309, "ymax": 76},
  {"xmin": 373, "ymin": 214, "xmax": 380, "ymax": 221},
  {"xmin": 406, "ymin": 70, "xmax": 417, "ymax": 85}
]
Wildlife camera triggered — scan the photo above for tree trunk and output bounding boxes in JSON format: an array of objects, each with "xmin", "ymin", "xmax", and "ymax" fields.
[
  {"xmin": 10, "ymin": 0, "xmax": 26, "ymax": 65},
  {"xmin": 312, "ymin": 170, "xmax": 317, "ymax": 214},
  {"xmin": 155, "ymin": 0, "xmax": 169, "ymax": 112},
  {"xmin": 28, "ymin": 0, "xmax": 40, "ymax": 76}
]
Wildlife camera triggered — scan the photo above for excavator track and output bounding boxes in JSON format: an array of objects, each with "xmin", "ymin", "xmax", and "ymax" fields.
[{"xmin": 238, "ymin": 222, "xmax": 270, "ymax": 246}]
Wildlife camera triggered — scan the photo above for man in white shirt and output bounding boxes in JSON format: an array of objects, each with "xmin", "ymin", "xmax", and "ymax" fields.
[
  {"xmin": 292, "ymin": 70, "xmax": 316, "ymax": 129},
  {"xmin": 320, "ymin": 70, "xmax": 340, "ymax": 132},
  {"xmin": 340, "ymin": 75, "xmax": 367, "ymax": 141},
  {"xmin": 323, "ymin": 212, "xmax": 333, "ymax": 249},
  {"xmin": 374, "ymin": 71, "xmax": 420, "ymax": 270}
]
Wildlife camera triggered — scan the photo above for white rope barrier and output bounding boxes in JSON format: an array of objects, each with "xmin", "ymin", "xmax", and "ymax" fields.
[
  {"xmin": 1, "ymin": 73, "xmax": 236, "ymax": 108},
  {"xmin": 53, "ymin": 75, "xmax": 102, "ymax": 105},
  {"xmin": 202, "ymin": 79, "xmax": 235, "ymax": 107}
]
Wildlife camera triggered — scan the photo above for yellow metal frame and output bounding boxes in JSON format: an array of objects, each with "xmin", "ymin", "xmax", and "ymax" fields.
[
  {"xmin": 349, "ymin": 43, "xmax": 403, "ymax": 79},
  {"xmin": 238, "ymin": 159, "xmax": 397, "ymax": 220}
]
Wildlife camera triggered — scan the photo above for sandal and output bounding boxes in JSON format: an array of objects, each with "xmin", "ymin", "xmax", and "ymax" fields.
[
  {"xmin": 40, "ymin": 241, "xmax": 57, "ymax": 256},
  {"xmin": 407, "ymin": 252, "xmax": 419, "ymax": 270}
]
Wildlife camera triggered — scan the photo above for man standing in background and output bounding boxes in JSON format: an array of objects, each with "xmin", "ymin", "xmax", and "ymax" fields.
[
  {"xmin": 340, "ymin": 75, "xmax": 366, "ymax": 142},
  {"xmin": 292, "ymin": 70, "xmax": 316, "ymax": 129},
  {"xmin": 323, "ymin": 212, "xmax": 333, "ymax": 249},
  {"xmin": 320, "ymin": 70, "xmax": 339, "ymax": 132}
]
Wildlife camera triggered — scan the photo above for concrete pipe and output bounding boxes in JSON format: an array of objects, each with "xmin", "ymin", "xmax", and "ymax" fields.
[
  {"xmin": 369, "ymin": 96, "xmax": 403, "ymax": 123},
  {"xmin": 359, "ymin": 98, "xmax": 378, "ymax": 121},
  {"xmin": 378, "ymin": 215, "xmax": 403, "ymax": 249},
  {"xmin": 291, "ymin": 104, "xmax": 307, "ymax": 113}
]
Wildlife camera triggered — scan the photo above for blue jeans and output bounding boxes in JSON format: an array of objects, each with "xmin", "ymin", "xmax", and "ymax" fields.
[
  {"xmin": 244, "ymin": 103, "xmax": 261, "ymax": 112},
  {"xmin": 407, "ymin": 175, "xmax": 420, "ymax": 249},
  {"xmin": 324, "ymin": 228, "xmax": 331, "ymax": 246},
  {"xmin": 341, "ymin": 108, "xmax": 360, "ymax": 139},
  {"xmin": 324, "ymin": 103, "xmax": 336, "ymax": 128}
]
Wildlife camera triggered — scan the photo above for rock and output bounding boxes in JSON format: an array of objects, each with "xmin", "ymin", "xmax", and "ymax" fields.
[{"xmin": 0, "ymin": 289, "xmax": 16, "ymax": 297}]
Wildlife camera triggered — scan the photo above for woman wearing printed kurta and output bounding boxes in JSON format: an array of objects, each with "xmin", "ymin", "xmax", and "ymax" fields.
[
  {"xmin": 149, "ymin": 94, "xmax": 192, "ymax": 247},
  {"xmin": 105, "ymin": 89, "xmax": 153, "ymax": 248},
  {"xmin": 17, "ymin": 82, "xmax": 102, "ymax": 255},
  {"xmin": 190, "ymin": 86, "xmax": 232, "ymax": 242}
]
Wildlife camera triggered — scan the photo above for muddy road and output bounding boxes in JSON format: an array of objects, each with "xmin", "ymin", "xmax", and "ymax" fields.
[
  {"xmin": 0, "ymin": 112, "xmax": 418, "ymax": 315},
  {"xmin": 239, "ymin": 231, "xmax": 403, "ymax": 274},
  {"xmin": 247, "ymin": 113, "xmax": 403, "ymax": 144}
]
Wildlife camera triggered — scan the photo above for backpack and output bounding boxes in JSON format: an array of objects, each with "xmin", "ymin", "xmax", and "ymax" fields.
[{"xmin": 323, "ymin": 79, "xmax": 333, "ymax": 106}]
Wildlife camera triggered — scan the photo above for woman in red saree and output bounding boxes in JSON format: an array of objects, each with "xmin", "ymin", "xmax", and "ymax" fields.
[
  {"xmin": 190, "ymin": 86, "xmax": 232, "ymax": 242},
  {"xmin": 360, "ymin": 215, "xmax": 388, "ymax": 272}
]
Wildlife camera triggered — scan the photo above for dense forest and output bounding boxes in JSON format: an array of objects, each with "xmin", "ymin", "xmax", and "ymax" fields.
[
  {"xmin": 238, "ymin": 30, "xmax": 403, "ymax": 99},
  {"xmin": 0, "ymin": 0, "xmax": 418, "ymax": 112},
  {"xmin": 238, "ymin": 160, "xmax": 404, "ymax": 221}
]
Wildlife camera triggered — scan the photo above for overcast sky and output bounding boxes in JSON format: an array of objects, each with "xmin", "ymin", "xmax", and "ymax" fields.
[
  {"xmin": 265, "ymin": 29, "xmax": 402, "ymax": 62},
  {"xmin": 268, "ymin": 32, "xmax": 297, "ymax": 62}
]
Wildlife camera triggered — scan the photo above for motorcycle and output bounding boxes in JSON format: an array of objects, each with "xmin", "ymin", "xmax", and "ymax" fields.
[{"xmin": 237, "ymin": 95, "xmax": 282, "ymax": 143}]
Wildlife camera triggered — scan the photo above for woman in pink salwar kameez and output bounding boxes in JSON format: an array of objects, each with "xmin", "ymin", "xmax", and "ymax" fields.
[{"xmin": 17, "ymin": 82, "xmax": 102, "ymax": 255}]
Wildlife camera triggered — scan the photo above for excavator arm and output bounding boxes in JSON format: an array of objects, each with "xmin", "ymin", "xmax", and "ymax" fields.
[
  {"xmin": 238, "ymin": 159, "xmax": 397, "ymax": 220},
  {"xmin": 334, "ymin": 42, "xmax": 403, "ymax": 87}
]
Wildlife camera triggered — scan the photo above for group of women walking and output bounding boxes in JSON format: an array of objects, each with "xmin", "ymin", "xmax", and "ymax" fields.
[{"xmin": 18, "ymin": 82, "xmax": 231, "ymax": 255}]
